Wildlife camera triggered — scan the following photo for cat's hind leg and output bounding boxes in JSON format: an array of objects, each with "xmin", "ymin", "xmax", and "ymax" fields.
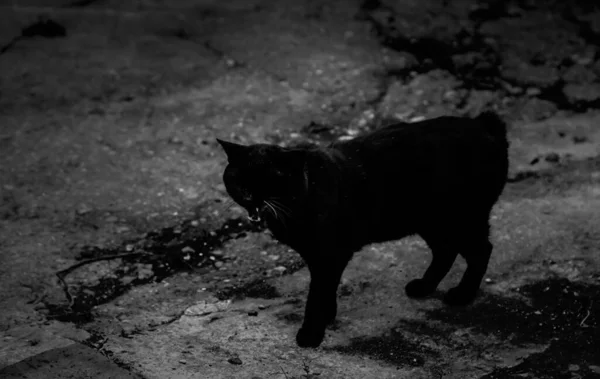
[
  {"xmin": 443, "ymin": 218, "xmax": 493, "ymax": 306},
  {"xmin": 405, "ymin": 231, "xmax": 459, "ymax": 299}
]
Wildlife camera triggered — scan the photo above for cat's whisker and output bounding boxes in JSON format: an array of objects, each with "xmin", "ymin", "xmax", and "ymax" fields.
[
  {"xmin": 268, "ymin": 199, "xmax": 293, "ymax": 217},
  {"xmin": 264, "ymin": 200, "xmax": 289, "ymax": 231},
  {"xmin": 263, "ymin": 201, "xmax": 279, "ymax": 221}
]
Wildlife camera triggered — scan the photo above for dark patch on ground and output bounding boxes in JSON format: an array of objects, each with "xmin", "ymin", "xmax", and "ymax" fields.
[
  {"xmin": 481, "ymin": 334, "xmax": 600, "ymax": 378},
  {"xmin": 360, "ymin": 0, "xmax": 600, "ymax": 113},
  {"xmin": 218, "ymin": 279, "xmax": 281, "ymax": 301},
  {"xmin": 476, "ymin": 278, "xmax": 600, "ymax": 378},
  {"xmin": 328, "ymin": 327, "xmax": 439, "ymax": 368},
  {"xmin": 333, "ymin": 276, "xmax": 599, "ymax": 375},
  {"xmin": 360, "ymin": 1, "xmax": 501, "ymax": 90},
  {"xmin": 504, "ymin": 155, "xmax": 600, "ymax": 199},
  {"xmin": 45, "ymin": 211, "xmax": 266, "ymax": 324},
  {"xmin": 21, "ymin": 18, "xmax": 66, "ymax": 38},
  {"xmin": 1, "ymin": 18, "xmax": 67, "ymax": 55},
  {"xmin": 0, "ymin": 343, "xmax": 143, "ymax": 379},
  {"xmin": 274, "ymin": 310, "xmax": 304, "ymax": 324},
  {"xmin": 64, "ymin": 0, "xmax": 105, "ymax": 7},
  {"xmin": 427, "ymin": 277, "xmax": 598, "ymax": 345},
  {"xmin": 215, "ymin": 255, "xmax": 306, "ymax": 301}
]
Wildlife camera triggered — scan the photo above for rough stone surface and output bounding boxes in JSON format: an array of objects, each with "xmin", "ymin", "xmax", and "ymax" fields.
[
  {"xmin": 1, "ymin": 0, "xmax": 600, "ymax": 378},
  {"xmin": 0, "ymin": 343, "xmax": 143, "ymax": 379}
]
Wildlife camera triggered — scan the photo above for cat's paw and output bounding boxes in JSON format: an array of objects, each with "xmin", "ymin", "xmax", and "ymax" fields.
[
  {"xmin": 405, "ymin": 279, "xmax": 436, "ymax": 298},
  {"xmin": 443, "ymin": 286, "xmax": 477, "ymax": 306},
  {"xmin": 296, "ymin": 326, "xmax": 325, "ymax": 348}
]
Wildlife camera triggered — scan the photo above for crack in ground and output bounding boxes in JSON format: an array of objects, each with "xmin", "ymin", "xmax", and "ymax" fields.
[
  {"xmin": 0, "ymin": 18, "xmax": 66, "ymax": 55},
  {"xmin": 44, "ymin": 211, "xmax": 267, "ymax": 323},
  {"xmin": 359, "ymin": 0, "xmax": 600, "ymax": 113}
]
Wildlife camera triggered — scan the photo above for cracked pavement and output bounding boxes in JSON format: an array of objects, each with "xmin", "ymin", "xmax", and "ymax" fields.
[{"xmin": 1, "ymin": 0, "xmax": 599, "ymax": 378}]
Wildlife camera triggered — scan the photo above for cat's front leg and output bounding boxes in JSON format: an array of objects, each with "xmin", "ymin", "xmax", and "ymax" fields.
[{"xmin": 296, "ymin": 257, "xmax": 348, "ymax": 348}]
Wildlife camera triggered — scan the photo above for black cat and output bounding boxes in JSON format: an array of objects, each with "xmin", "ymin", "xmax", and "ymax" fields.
[{"xmin": 217, "ymin": 112, "xmax": 509, "ymax": 348}]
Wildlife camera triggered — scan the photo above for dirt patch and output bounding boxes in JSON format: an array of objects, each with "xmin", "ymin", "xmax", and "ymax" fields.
[
  {"xmin": 361, "ymin": 0, "xmax": 600, "ymax": 120},
  {"xmin": 328, "ymin": 276, "xmax": 599, "ymax": 376},
  {"xmin": 428, "ymin": 277, "xmax": 598, "ymax": 344},
  {"xmin": 328, "ymin": 329, "xmax": 439, "ymax": 368},
  {"xmin": 44, "ymin": 208, "xmax": 266, "ymax": 323},
  {"xmin": 504, "ymin": 155, "xmax": 600, "ymax": 199},
  {"xmin": 0, "ymin": 343, "xmax": 143, "ymax": 379},
  {"xmin": 218, "ymin": 279, "xmax": 282, "ymax": 301},
  {"xmin": 2, "ymin": 0, "xmax": 600, "ymax": 377}
]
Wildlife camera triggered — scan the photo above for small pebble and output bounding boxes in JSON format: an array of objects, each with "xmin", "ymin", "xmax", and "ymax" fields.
[
  {"xmin": 182, "ymin": 246, "xmax": 195, "ymax": 253},
  {"xmin": 215, "ymin": 261, "xmax": 224, "ymax": 268},
  {"xmin": 77, "ymin": 206, "xmax": 91, "ymax": 215},
  {"xmin": 228, "ymin": 357, "xmax": 243, "ymax": 365},
  {"xmin": 269, "ymin": 255, "xmax": 280, "ymax": 261},
  {"xmin": 191, "ymin": 220, "xmax": 199, "ymax": 227},
  {"xmin": 116, "ymin": 226, "xmax": 130, "ymax": 234},
  {"xmin": 225, "ymin": 58, "xmax": 237, "ymax": 68},
  {"xmin": 125, "ymin": 244, "xmax": 134, "ymax": 252},
  {"xmin": 212, "ymin": 250, "xmax": 224, "ymax": 256},
  {"xmin": 105, "ymin": 215, "xmax": 118, "ymax": 223},
  {"xmin": 484, "ymin": 278, "xmax": 493, "ymax": 283},
  {"xmin": 179, "ymin": 359, "xmax": 187, "ymax": 364},
  {"xmin": 258, "ymin": 305, "xmax": 267, "ymax": 310}
]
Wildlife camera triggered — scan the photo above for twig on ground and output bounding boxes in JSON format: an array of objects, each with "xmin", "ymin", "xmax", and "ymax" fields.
[
  {"xmin": 580, "ymin": 301, "xmax": 593, "ymax": 327},
  {"xmin": 56, "ymin": 252, "xmax": 147, "ymax": 306},
  {"xmin": 279, "ymin": 366, "xmax": 291, "ymax": 379},
  {"xmin": 0, "ymin": 36, "xmax": 23, "ymax": 55}
]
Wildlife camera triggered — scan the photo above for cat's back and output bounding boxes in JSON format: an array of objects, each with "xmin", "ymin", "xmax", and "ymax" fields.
[
  {"xmin": 348, "ymin": 113, "xmax": 504, "ymax": 149},
  {"xmin": 330, "ymin": 112, "xmax": 508, "ymax": 205},
  {"xmin": 334, "ymin": 113, "xmax": 507, "ymax": 168}
]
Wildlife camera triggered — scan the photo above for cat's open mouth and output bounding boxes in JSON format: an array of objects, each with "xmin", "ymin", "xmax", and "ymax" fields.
[{"xmin": 246, "ymin": 206, "xmax": 262, "ymax": 223}]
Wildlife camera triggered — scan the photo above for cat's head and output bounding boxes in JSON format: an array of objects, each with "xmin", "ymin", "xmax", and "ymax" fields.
[{"xmin": 217, "ymin": 139, "xmax": 308, "ymax": 221}]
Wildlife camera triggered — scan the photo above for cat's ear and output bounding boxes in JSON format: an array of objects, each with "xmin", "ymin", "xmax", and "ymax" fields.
[{"xmin": 216, "ymin": 139, "xmax": 248, "ymax": 162}]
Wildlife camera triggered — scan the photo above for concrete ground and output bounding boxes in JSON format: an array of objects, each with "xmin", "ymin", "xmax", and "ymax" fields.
[{"xmin": 0, "ymin": 0, "xmax": 599, "ymax": 378}]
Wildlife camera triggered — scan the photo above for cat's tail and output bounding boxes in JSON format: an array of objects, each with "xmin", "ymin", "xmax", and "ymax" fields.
[{"xmin": 477, "ymin": 111, "xmax": 508, "ymax": 144}]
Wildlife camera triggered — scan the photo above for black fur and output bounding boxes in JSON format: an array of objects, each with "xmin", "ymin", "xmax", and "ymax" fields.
[{"xmin": 217, "ymin": 112, "xmax": 509, "ymax": 348}]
